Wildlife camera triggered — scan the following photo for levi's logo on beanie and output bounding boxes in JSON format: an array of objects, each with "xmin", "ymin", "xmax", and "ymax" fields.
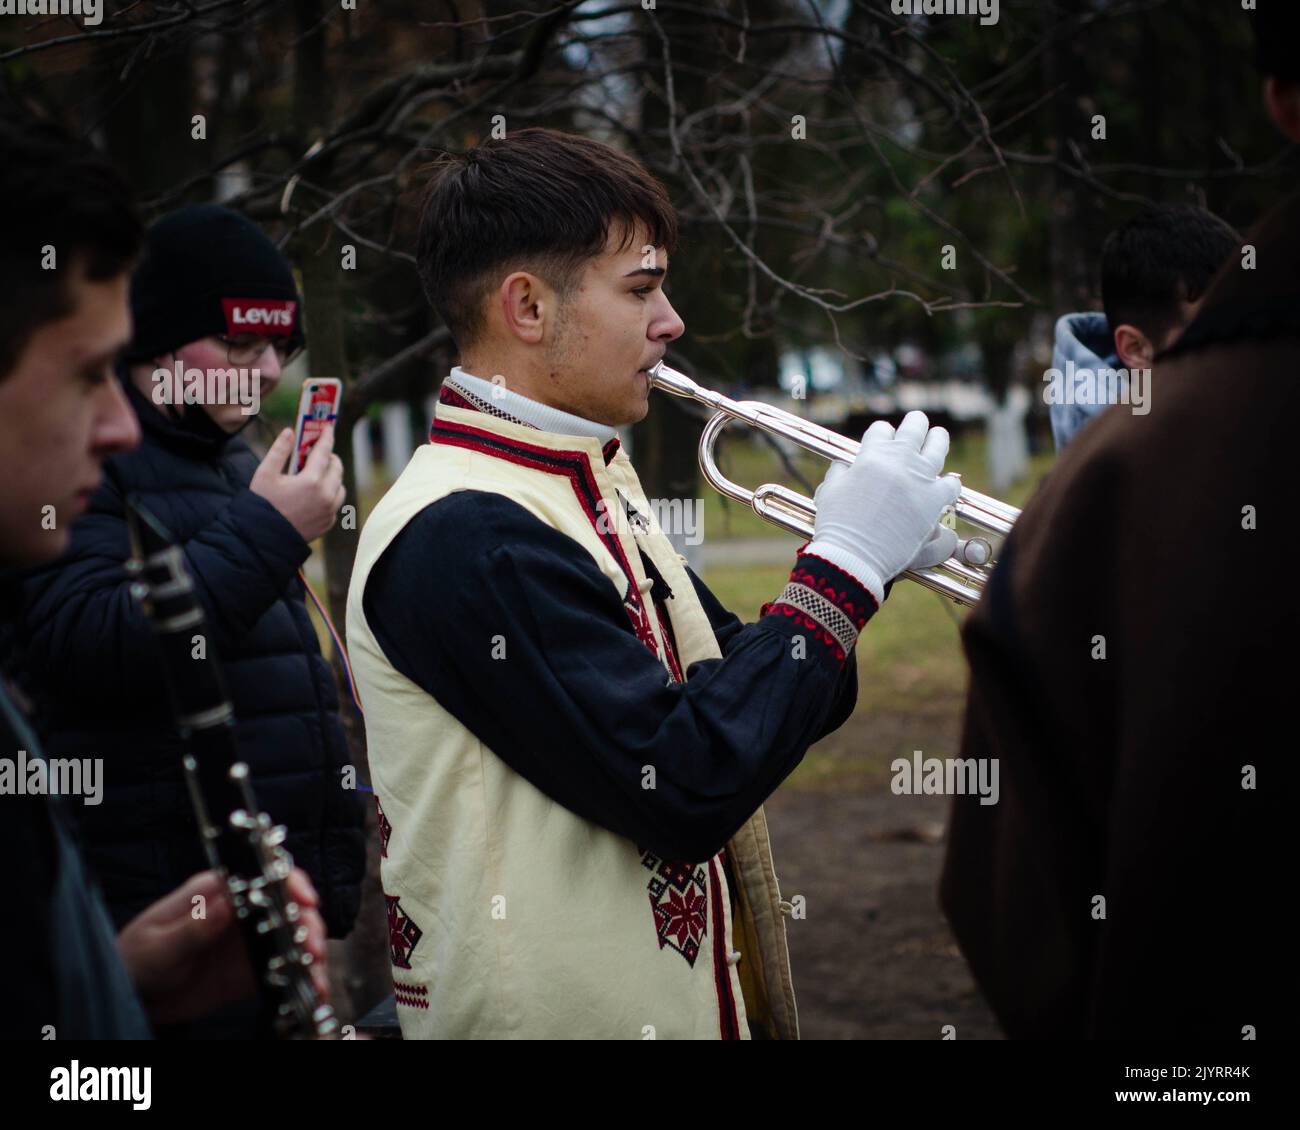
[{"xmin": 221, "ymin": 297, "xmax": 297, "ymax": 335}]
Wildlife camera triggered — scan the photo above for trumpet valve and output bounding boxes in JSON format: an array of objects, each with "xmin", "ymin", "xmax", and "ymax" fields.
[{"xmin": 957, "ymin": 537, "xmax": 993, "ymax": 567}]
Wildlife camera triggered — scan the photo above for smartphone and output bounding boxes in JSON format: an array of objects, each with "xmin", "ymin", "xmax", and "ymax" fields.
[{"xmin": 290, "ymin": 379, "xmax": 342, "ymax": 475}]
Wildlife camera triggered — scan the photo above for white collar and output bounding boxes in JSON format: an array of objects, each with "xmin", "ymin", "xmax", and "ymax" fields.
[{"xmin": 445, "ymin": 366, "xmax": 619, "ymax": 445}]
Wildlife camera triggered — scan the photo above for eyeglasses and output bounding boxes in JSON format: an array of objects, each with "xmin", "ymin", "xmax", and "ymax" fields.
[{"xmin": 215, "ymin": 334, "xmax": 303, "ymax": 368}]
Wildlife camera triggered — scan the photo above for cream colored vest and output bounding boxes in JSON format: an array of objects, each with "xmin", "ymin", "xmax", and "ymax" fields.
[{"xmin": 346, "ymin": 396, "xmax": 799, "ymax": 1039}]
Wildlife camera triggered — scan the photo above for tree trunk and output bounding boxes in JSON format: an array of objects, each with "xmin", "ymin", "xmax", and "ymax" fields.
[{"xmin": 291, "ymin": 0, "xmax": 390, "ymax": 1027}]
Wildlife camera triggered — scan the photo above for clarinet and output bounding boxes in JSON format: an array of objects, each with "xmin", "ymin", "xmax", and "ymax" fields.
[{"xmin": 124, "ymin": 496, "xmax": 339, "ymax": 1039}]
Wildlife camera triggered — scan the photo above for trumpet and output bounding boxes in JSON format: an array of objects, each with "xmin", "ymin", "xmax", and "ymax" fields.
[{"xmin": 647, "ymin": 362, "xmax": 1020, "ymax": 606}]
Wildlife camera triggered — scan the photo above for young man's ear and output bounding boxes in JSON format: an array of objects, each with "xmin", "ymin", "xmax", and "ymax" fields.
[
  {"xmin": 498, "ymin": 271, "xmax": 547, "ymax": 345},
  {"xmin": 1113, "ymin": 324, "xmax": 1155, "ymax": 371},
  {"xmin": 1264, "ymin": 78, "xmax": 1300, "ymax": 142}
]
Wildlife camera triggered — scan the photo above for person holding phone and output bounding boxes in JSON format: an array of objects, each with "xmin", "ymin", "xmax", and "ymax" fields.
[
  {"xmin": 290, "ymin": 379, "xmax": 344, "ymax": 476},
  {"xmin": 9, "ymin": 204, "xmax": 364, "ymax": 1037},
  {"xmin": 0, "ymin": 116, "xmax": 332, "ymax": 1040}
]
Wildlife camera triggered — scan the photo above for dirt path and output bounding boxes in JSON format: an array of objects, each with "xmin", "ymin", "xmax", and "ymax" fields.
[{"xmin": 759, "ymin": 701, "xmax": 1003, "ymax": 1040}]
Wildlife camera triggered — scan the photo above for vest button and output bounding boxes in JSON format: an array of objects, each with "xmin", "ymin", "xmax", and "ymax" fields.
[{"xmin": 726, "ymin": 949, "xmax": 742, "ymax": 967}]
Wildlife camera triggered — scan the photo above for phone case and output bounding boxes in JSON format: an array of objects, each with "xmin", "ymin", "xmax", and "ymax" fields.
[{"xmin": 291, "ymin": 380, "xmax": 341, "ymax": 474}]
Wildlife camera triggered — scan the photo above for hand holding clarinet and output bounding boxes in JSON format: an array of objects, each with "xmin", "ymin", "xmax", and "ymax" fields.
[{"xmin": 124, "ymin": 495, "xmax": 338, "ymax": 1038}]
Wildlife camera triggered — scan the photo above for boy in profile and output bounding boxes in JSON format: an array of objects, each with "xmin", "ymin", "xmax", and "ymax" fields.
[{"xmin": 1049, "ymin": 203, "xmax": 1239, "ymax": 450}]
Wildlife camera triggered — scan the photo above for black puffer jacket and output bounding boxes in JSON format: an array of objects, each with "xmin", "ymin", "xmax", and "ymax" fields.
[{"xmin": 13, "ymin": 378, "xmax": 365, "ymax": 938}]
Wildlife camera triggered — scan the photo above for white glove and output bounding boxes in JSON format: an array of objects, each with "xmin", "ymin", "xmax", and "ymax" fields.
[
  {"xmin": 805, "ymin": 411, "xmax": 961, "ymax": 605},
  {"xmin": 908, "ymin": 523, "xmax": 959, "ymax": 571}
]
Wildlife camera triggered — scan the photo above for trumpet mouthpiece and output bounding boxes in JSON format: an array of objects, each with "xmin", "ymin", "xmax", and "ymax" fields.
[{"xmin": 646, "ymin": 361, "xmax": 700, "ymax": 398}]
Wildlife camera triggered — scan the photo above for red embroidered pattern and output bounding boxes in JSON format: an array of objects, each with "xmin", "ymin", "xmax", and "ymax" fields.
[
  {"xmin": 762, "ymin": 559, "xmax": 875, "ymax": 663},
  {"xmin": 385, "ymin": 893, "xmax": 422, "ymax": 970},
  {"xmin": 617, "ymin": 493, "xmax": 684, "ymax": 681},
  {"xmin": 393, "ymin": 981, "xmax": 429, "ymax": 1010},
  {"xmin": 375, "ymin": 795, "xmax": 392, "ymax": 859},
  {"xmin": 653, "ymin": 595, "xmax": 686, "ymax": 684},
  {"xmin": 787, "ymin": 563, "xmax": 872, "ymax": 629},
  {"xmin": 622, "ymin": 583, "xmax": 663, "ymax": 658},
  {"xmin": 640, "ymin": 849, "xmax": 708, "ymax": 968},
  {"xmin": 436, "ymin": 381, "xmax": 622, "ymax": 465},
  {"xmin": 707, "ymin": 857, "xmax": 741, "ymax": 1040},
  {"xmin": 437, "ymin": 385, "xmax": 481, "ymax": 413},
  {"xmin": 765, "ymin": 605, "xmax": 845, "ymax": 662}
]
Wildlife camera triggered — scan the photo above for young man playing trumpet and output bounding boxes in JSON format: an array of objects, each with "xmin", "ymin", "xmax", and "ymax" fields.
[{"xmin": 347, "ymin": 128, "xmax": 960, "ymax": 1039}]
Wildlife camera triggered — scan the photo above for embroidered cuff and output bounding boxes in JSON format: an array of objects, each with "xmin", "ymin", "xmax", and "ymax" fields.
[{"xmin": 759, "ymin": 552, "xmax": 878, "ymax": 664}]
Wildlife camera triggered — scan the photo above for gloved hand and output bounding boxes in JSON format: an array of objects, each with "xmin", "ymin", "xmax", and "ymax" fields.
[
  {"xmin": 805, "ymin": 411, "xmax": 961, "ymax": 605},
  {"xmin": 908, "ymin": 523, "xmax": 959, "ymax": 571}
]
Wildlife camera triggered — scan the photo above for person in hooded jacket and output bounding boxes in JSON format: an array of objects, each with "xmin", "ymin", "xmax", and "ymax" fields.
[
  {"xmin": 10, "ymin": 204, "xmax": 365, "ymax": 1035},
  {"xmin": 1048, "ymin": 204, "xmax": 1238, "ymax": 451}
]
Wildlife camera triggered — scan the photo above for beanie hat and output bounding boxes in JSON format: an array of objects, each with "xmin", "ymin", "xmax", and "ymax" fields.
[{"xmin": 124, "ymin": 203, "xmax": 305, "ymax": 363}]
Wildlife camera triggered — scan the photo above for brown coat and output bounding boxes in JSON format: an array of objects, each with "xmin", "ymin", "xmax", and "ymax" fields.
[{"xmin": 939, "ymin": 195, "xmax": 1297, "ymax": 1039}]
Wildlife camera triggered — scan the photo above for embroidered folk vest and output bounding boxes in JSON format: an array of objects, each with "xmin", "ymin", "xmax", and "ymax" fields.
[{"xmin": 346, "ymin": 384, "xmax": 799, "ymax": 1039}]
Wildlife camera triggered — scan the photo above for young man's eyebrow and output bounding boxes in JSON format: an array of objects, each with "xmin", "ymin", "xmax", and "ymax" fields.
[
  {"xmin": 622, "ymin": 266, "xmax": 666, "ymax": 279},
  {"xmin": 80, "ymin": 340, "xmax": 128, "ymax": 368}
]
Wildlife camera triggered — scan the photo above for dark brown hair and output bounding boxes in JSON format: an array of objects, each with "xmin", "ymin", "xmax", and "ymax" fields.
[
  {"xmin": 416, "ymin": 128, "xmax": 677, "ymax": 351},
  {"xmin": 1101, "ymin": 204, "xmax": 1240, "ymax": 345},
  {"xmin": 0, "ymin": 115, "xmax": 142, "ymax": 379}
]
